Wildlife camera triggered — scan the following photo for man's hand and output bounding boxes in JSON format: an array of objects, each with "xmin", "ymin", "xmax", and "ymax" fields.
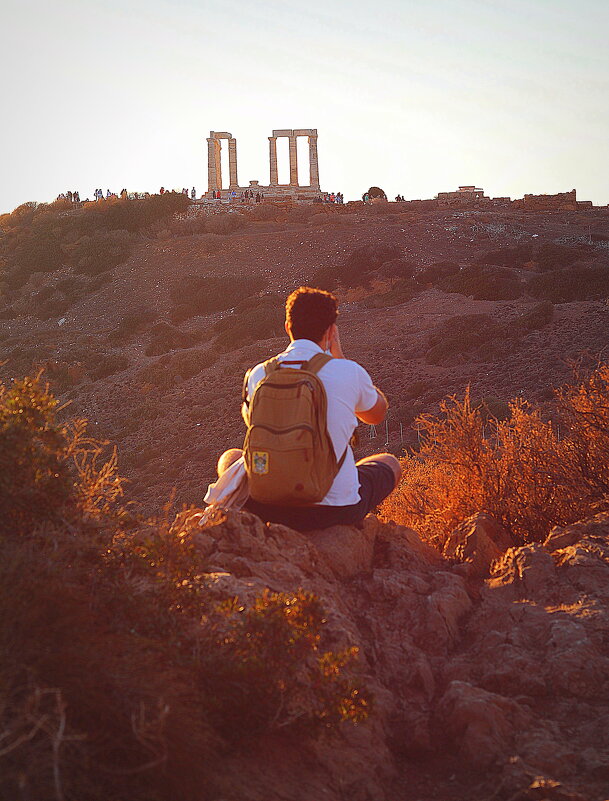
[{"xmin": 328, "ymin": 324, "xmax": 345, "ymax": 358}]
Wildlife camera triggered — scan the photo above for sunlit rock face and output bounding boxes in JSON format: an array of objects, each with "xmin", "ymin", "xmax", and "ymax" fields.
[{"xmin": 171, "ymin": 509, "xmax": 609, "ymax": 801}]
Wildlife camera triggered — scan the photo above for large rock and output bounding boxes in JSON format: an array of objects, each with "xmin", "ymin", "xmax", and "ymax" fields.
[
  {"xmin": 168, "ymin": 509, "xmax": 609, "ymax": 801},
  {"xmin": 443, "ymin": 512, "xmax": 513, "ymax": 576}
]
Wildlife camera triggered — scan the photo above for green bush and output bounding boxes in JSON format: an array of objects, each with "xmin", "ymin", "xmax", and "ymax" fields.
[
  {"xmin": 512, "ymin": 300, "xmax": 554, "ymax": 334},
  {"xmin": 441, "ymin": 264, "xmax": 522, "ymax": 300},
  {"xmin": 201, "ymin": 589, "xmax": 370, "ymax": 737},
  {"xmin": 475, "ymin": 244, "xmax": 533, "ymax": 268},
  {"xmin": 139, "ymin": 347, "xmax": 217, "ymax": 386},
  {"xmin": 534, "ymin": 243, "xmax": 591, "ymax": 271},
  {"xmin": 111, "ymin": 305, "xmax": 157, "ymax": 339},
  {"xmin": 10, "ymin": 218, "xmax": 64, "ymax": 277},
  {"xmin": 415, "ymin": 261, "xmax": 460, "ymax": 285},
  {"xmin": 0, "ymin": 195, "xmax": 188, "ymax": 291},
  {"xmin": 426, "ymin": 313, "xmax": 503, "ymax": 365},
  {"xmin": 527, "ymin": 264, "xmax": 609, "ymax": 302},
  {"xmin": 313, "ymin": 243, "xmax": 402, "ymax": 290},
  {"xmin": 360, "ymin": 278, "xmax": 419, "ymax": 309},
  {"xmin": 0, "ymin": 376, "xmax": 371, "ymax": 799},
  {"xmin": 90, "ymin": 352, "xmax": 130, "ymax": 380},
  {"xmin": 214, "ymin": 294, "xmax": 284, "ymax": 349},
  {"xmin": 0, "ymin": 375, "xmax": 74, "ymax": 533},
  {"xmin": 170, "ymin": 274, "xmax": 267, "ymax": 323},
  {"xmin": 70, "ymin": 230, "xmax": 134, "ymax": 276},
  {"xmin": 68, "ymin": 193, "xmax": 190, "ymax": 236}
]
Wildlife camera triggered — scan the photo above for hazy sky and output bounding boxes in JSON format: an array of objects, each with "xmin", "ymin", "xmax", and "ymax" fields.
[{"xmin": 1, "ymin": 0, "xmax": 608, "ymax": 213}]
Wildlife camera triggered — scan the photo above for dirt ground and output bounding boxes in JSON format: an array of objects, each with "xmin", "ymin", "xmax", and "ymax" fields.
[{"xmin": 1, "ymin": 203, "xmax": 608, "ymax": 515}]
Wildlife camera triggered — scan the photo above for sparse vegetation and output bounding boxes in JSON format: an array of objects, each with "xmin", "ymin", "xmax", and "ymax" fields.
[
  {"xmin": 0, "ymin": 194, "xmax": 189, "ymax": 301},
  {"xmin": 381, "ymin": 362, "xmax": 609, "ymax": 547},
  {"xmin": 0, "ymin": 375, "xmax": 370, "ymax": 800}
]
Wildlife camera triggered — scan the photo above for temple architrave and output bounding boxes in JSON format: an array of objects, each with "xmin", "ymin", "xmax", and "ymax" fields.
[{"xmin": 205, "ymin": 128, "xmax": 322, "ymax": 201}]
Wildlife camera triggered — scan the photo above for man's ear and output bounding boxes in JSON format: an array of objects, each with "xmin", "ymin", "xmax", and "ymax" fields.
[{"xmin": 284, "ymin": 320, "xmax": 291, "ymax": 338}]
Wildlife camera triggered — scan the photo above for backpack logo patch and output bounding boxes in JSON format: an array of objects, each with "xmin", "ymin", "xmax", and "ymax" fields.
[{"xmin": 252, "ymin": 451, "xmax": 269, "ymax": 475}]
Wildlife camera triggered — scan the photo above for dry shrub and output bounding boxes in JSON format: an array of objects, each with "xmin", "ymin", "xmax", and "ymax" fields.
[
  {"xmin": 0, "ymin": 377, "xmax": 371, "ymax": 799},
  {"xmin": 205, "ymin": 213, "xmax": 246, "ymax": 235},
  {"xmin": 381, "ymin": 364, "xmax": 609, "ymax": 548},
  {"xmin": 0, "ymin": 375, "xmax": 75, "ymax": 533}
]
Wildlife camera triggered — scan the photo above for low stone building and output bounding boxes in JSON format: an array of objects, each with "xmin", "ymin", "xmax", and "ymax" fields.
[
  {"xmin": 512, "ymin": 189, "xmax": 578, "ymax": 211},
  {"xmin": 437, "ymin": 186, "xmax": 486, "ymax": 205}
]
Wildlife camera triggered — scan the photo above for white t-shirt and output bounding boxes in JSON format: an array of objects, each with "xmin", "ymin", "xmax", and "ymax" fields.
[{"xmin": 246, "ymin": 339, "xmax": 378, "ymax": 506}]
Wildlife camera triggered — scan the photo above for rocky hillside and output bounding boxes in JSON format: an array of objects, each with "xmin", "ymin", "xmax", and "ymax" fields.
[
  {"xmin": 1, "ymin": 197, "xmax": 608, "ymax": 514},
  {"xmin": 2, "ymin": 198, "xmax": 609, "ymax": 800},
  {"xmin": 170, "ymin": 507, "xmax": 609, "ymax": 801}
]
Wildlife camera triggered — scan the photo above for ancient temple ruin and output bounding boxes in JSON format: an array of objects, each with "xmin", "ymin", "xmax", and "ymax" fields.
[{"xmin": 205, "ymin": 129, "xmax": 322, "ymax": 201}]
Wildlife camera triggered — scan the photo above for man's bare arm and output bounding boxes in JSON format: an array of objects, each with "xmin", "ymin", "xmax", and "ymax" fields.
[
  {"xmin": 357, "ymin": 389, "xmax": 388, "ymax": 425},
  {"xmin": 328, "ymin": 326, "xmax": 387, "ymax": 424}
]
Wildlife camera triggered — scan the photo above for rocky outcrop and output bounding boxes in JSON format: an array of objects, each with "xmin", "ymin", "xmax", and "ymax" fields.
[{"xmin": 173, "ymin": 509, "xmax": 609, "ymax": 801}]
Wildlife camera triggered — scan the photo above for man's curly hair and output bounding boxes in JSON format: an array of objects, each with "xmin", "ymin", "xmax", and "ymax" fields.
[{"xmin": 285, "ymin": 287, "xmax": 338, "ymax": 343}]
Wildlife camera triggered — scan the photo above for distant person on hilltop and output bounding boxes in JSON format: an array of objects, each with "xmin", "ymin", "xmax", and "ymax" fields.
[
  {"xmin": 211, "ymin": 287, "xmax": 400, "ymax": 530},
  {"xmin": 191, "ymin": 187, "xmax": 196, "ymax": 199}
]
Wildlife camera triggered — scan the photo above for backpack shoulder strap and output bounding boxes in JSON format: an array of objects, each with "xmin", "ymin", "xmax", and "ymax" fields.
[
  {"xmin": 242, "ymin": 358, "xmax": 280, "ymax": 407},
  {"xmin": 241, "ymin": 367, "xmax": 252, "ymax": 406},
  {"xmin": 304, "ymin": 352, "xmax": 332, "ymax": 375},
  {"xmin": 263, "ymin": 357, "xmax": 281, "ymax": 376}
]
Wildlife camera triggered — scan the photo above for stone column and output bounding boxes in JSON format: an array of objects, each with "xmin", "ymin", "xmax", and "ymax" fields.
[
  {"xmin": 214, "ymin": 140, "xmax": 222, "ymax": 193},
  {"xmin": 228, "ymin": 138, "xmax": 238, "ymax": 188},
  {"xmin": 308, "ymin": 135, "xmax": 320, "ymax": 189},
  {"xmin": 268, "ymin": 136, "xmax": 278, "ymax": 186},
  {"xmin": 289, "ymin": 134, "xmax": 298, "ymax": 186},
  {"xmin": 207, "ymin": 137, "xmax": 219, "ymax": 193}
]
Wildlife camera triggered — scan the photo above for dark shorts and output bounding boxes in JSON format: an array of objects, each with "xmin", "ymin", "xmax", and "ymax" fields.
[{"xmin": 244, "ymin": 459, "xmax": 396, "ymax": 532}]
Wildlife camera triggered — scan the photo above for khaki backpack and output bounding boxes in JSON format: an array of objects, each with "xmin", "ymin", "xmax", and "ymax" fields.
[{"xmin": 242, "ymin": 353, "xmax": 346, "ymax": 506}]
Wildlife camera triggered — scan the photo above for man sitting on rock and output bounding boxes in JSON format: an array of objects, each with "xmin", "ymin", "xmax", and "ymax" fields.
[{"xmin": 217, "ymin": 286, "xmax": 401, "ymax": 531}]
